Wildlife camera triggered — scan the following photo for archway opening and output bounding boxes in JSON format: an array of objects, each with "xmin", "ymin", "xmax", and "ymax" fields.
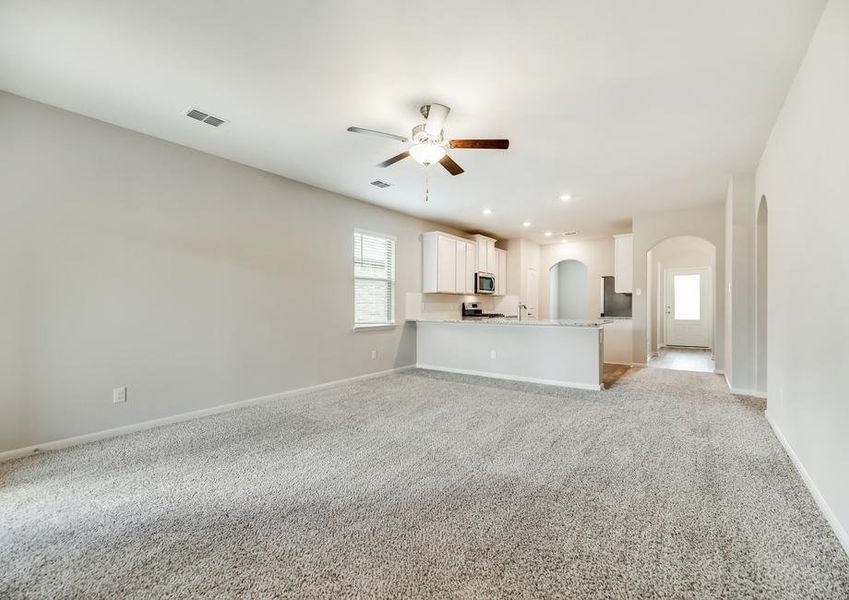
[
  {"xmin": 756, "ymin": 196, "xmax": 768, "ymax": 393},
  {"xmin": 548, "ymin": 259, "xmax": 588, "ymax": 319},
  {"xmin": 645, "ymin": 236, "xmax": 716, "ymax": 373}
]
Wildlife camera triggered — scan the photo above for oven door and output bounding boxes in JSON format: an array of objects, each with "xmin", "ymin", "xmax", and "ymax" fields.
[{"xmin": 475, "ymin": 273, "xmax": 496, "ymax": 294}]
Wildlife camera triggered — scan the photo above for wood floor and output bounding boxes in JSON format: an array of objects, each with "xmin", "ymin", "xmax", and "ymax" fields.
[{"xmin": 603, "ymin": 363, "xmax": 634, "ymax": 388}]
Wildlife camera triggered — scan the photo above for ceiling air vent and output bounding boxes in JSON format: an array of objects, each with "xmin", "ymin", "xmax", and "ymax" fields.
[
  {"xmin": 185, "ymin": 107, "xmax": 228, "ymax": 127},
  {"xmin": 370, "ymin": 180, "xmax": 391, "ymax": 189}
]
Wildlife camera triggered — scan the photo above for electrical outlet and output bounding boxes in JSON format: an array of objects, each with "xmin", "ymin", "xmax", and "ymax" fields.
[
  {"xmin": 370, "ymin": 349, "xmax": 377, "ymax": 360},
  {"xmin": 490, "ymin": 350, "xmax": 497, "ymax": 359},
  {"xmin": 113, "ymin": 387, "xmax": 127, "ymax": 404}
]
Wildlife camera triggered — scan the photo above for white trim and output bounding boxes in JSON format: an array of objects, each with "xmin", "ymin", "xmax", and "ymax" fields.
[
  {"xmin": 765, "ymin": 411, "xmax": 849, "ymax": 558},
  {"xmin": 0, "ymin": 366, "xmax": 415, "ymax": 463},
  {"xmin": 353, "ymin": 323, "xmax": 398, "ymax": 331},
  {"xmin": 354, "ymin": 227, "xmax": 397, "ymax": 241},
  {"xmin": 722, "ymin": 371, "xmax": 767, "ymax": 398},
  {"xmin": 416, "ymin": 363, "xmax": 603, "ymax": 391},
  {"xmin": 631, "ymin": 362, "xmax": 648, "ymax": 367},
  {"xmin": 729, "ymin": 387, "xmax": 767, "ymax": 399},
  {"xmin": 604, "ymin": 361, "xmax": 634, "ymax": 367}
]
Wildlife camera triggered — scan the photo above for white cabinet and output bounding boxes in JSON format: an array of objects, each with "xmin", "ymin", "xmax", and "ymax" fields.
[
  {"xmin": 495, "ymin": 248, "xmax": 507, "ymax": 295},
  {"xmin": 423, "ymin": 232, "xmax": 505, "ymax": 295},
  {"xmin": 454, "ymin": 240, "xmax": 466, "ymax": 294},
  {"xmin": 423, "ymin": 232, "xmax": 458, "ymax": 293},
  {"xmin": 470, "ymin": 234, "xmax": 497, "ymax": 274},
  {"xmin": 613, "ymin": 233, "xmax": 633, "ymax": 293},
  {"xmin": 465, "ymin": 241, "xmax": 476, "ymax": 294},
  {"xmin": 436, "ymin": 234, "xmax": 456, "ymax": 293}
]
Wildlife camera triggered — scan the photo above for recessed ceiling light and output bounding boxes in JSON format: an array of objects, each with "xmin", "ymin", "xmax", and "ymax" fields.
[
  {"xmin": 544, "ymin": 231, "xmax": 552, "ymax": 237},
  {"xmin": 560, "ymin": 194, "xmax": 572, "ymax": 202},
  {"xmin": 523, "ymin": 221, "xmax": 532, "ymax": 227},
  {"xmin": 561, "ymin": 238, "xmax": 568, "ymax": 243},
  {"xmin": 482, "ymin": 208, "xmax": 492, "ymax": 215}
]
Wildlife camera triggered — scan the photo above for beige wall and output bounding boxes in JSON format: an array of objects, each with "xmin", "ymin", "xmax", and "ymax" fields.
[
  {"xmin": 631, "ymin": 203, "xmax": 726, "ymax": 368},
  {"xmin": 0, "ymin": 91, "xmax": 455, "ymax": 453},
  {"xmin": 539, "ymin": 238, "xmax": 615, "ymax": 320},
  {"xmin": 755, "ymin": 0, "xmax": 849, "ymax": 546}
]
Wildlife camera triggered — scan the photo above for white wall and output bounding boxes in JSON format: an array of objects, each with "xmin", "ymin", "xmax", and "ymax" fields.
[
  {"xmin": 723, "ymin": 174, "xmax": 758, "ymax": 391},
  {"xmin": 632, "ymin": 203, "xmax": 725, "ymax": 367},
  {"xmin": 0, "ymin": 91, "xmax": 456, "ymax": 453},
  {"xmin": 505, "ymin": 238, "xmax": 540, "ymax": 316},
  {"xmin": 755, "ymin": 0, "xmax": 849, "ymax": 547},
  {"xmin": 553, "ymin": 260, "xmax": 588, "ymax": 319},
  {"xmin": 646, "ymin": 236, "xmax": 715, "ymax": 355},
  {"xmin": 540, "ymin": 238, "xmax": 615, "ymax": 320}
]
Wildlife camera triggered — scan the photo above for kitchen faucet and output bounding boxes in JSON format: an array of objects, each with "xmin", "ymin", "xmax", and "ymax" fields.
[{"xmin": 517, "ymin": 303, "xmax": 528, "ymax": 320}]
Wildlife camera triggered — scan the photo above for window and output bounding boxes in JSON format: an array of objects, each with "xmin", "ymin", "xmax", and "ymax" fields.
[
  {"xmin": 673, "ymin": 274, "xmax": 701, "ymax": 320},
  {"xmin": 354, "ymin": 230, "xmax": 396, "ymax": 328}
]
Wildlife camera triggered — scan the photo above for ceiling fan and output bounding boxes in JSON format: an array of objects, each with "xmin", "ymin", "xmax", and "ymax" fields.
[{"xmin": 347, "ymin": 103, "xmax": 509, "ymax": 176}]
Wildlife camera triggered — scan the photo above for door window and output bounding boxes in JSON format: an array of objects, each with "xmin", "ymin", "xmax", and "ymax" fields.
[{"xmin": 673, "ymin": 274, "xmax": 701, "ymax": 320}]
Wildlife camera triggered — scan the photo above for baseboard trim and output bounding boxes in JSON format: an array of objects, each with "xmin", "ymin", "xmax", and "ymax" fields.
[
  {"xmin": 721, "ymin": 372, "xmax": 767, "ymax": 398},
  {"xmin": 729, "ymin": 387, "xmax": 767, "ymax": 398},
  {"xmin": 0, "ymin": 365, "xmax": 416, "ymax": 463},
  {"xmin": 765, "ymin": 411, "xmax": 849, "ymax": 558},
  {"xmin": 416, "ymin": 363, "xmax": 602, "ymax": 391},
  {"xmin": 603, "ymin": 361, "xmax": 634, "ymax": 367}
]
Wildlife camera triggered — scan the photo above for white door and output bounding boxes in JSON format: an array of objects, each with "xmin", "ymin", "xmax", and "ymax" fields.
[
  {"xmin": 454, "ymin": 240, "xmax": 466, "ymax": 294},
  {"xmin": 664, "ymin": 267, "xmax": 711, "ymax": 347},
  {"xmin": 486, "ymin": 241, "xmax": 496, "ymax": 275},
  {"xmin": 526, "ymin": 267, "xmax": 538, "ymax": 319},
  {"xmin": 465, "ymin": 242, "xmax": 476, "ymax": 294},
  {"xmin": 437, "ymin": 235, "xmax": 456, "ymax": 293}
]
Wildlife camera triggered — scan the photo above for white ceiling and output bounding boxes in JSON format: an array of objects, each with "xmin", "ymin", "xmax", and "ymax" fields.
[{"xmin": 0, "ymin": 0, "xmax": 825, "ymax": 243}]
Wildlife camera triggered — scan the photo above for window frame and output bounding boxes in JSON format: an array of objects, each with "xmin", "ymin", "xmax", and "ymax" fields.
[{"xmin": 353, "ymin": 229, "xmax": 397, "ymax": 331}]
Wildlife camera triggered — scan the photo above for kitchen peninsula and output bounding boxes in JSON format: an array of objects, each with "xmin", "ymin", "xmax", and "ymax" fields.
[{"xmin": 411, "ymin": 318, "xmax": 610, "ymax": 390}]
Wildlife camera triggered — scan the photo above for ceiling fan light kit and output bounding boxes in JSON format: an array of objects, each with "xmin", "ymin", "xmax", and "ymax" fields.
[
  {"xmin": 409, "ymin": 142, "xmax": 446, "ymax": 166},
  {"xmin": 347, "ymin": 103, "xmax": 509, "ymax": 179}
]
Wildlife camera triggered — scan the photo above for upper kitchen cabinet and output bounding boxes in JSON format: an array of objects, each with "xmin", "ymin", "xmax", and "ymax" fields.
[
  {"xmin": 422, "ymin": 232, "xmax": 476, "ymax": 294},
  {"xmin": 423, "ymin": 232, "xmax": 503, "ymax": 294},
  {"xmin": 470, "ymin": 234, "xmax": 497, "ymax": 274},
  {"xmin": 613, "ymin": 233, "xmax": 633, "ymax": 293},
  {"xmin": 495, "ymin": 248, "xmax": 507, "ymax": 295}
]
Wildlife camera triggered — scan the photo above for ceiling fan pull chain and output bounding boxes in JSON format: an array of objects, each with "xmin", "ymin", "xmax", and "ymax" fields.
[{"xmin": 425, "ymin": 170, "xmax": 429, "ymax": 203}]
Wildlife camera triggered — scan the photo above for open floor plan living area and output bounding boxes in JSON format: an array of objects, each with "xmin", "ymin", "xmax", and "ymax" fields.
[{"xmin": 2, "ymin": 1, "xmax": 848, "ymax": 598}]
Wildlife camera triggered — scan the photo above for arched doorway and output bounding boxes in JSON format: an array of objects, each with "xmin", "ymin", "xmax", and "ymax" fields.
[
  {"xmin": 645, "ymin": 236, "xmax": 716, "ymax": 372},
  {"xmin": 548, "ymin": 259, "xmax": 588, "ymax": 319},
  {"xmin": 756, "ymin": 196, "xmax": 768, "ymax": 393}
]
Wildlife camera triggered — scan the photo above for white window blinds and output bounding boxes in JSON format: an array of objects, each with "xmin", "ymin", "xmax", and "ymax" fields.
[{"xmin": 354, "ymin": 231, "xmax": 396, "ymax": 327}]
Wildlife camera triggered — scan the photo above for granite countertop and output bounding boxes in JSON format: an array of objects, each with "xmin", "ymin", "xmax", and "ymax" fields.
[{"xmin": 408, "ymin": 317, "xmax": 612, "ymax": 328}]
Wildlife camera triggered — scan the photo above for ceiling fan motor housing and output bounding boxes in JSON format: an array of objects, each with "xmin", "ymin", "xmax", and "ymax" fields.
[{"xmin": 410, "ymin": 123, "xmax": 445, "ymax": 145}]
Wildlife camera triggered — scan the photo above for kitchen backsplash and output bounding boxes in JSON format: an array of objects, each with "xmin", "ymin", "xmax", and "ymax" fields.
[{"xmin": 406, "ymin": 293, "xmax": 521, "ymax": 320}]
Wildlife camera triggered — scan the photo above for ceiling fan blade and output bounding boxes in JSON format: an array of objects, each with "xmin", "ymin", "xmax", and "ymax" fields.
[
  {"xmin": 439, "ymin": 154, "xmax": 464, "ymax": 176},
  {"xmin": 347, "ymin": 126, "xmax": 408, "ymax": 143},
  {"xmin": 377, "ymin": 151, "xmax": 410, "ymax": 168},
  {"xmin": 424, "ymin": 103, "xmax": 450, "ymax": 136},
  {"xmin": 449, "ymin": 139, "xmax": 510, "ymax": 150}
]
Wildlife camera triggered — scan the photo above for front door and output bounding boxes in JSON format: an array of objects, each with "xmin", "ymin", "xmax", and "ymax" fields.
[{"xmin": 664, "ymin": 267, "xmax": 711, "ymax": 348}]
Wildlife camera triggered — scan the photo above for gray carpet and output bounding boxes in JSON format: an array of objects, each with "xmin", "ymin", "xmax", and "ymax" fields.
[{"xmin": 1, "ymin": 368, "xmax": 847, "ymax": 599}]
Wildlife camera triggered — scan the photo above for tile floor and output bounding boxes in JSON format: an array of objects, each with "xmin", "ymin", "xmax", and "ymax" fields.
[{"xmin": 648, "ymin": 347, "xmax": 715, "ymax": 373}]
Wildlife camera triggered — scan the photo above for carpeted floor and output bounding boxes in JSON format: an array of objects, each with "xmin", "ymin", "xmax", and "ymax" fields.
[{"xmin": 1, "ymin": 367, "xmax": 848, "ymax": 598}]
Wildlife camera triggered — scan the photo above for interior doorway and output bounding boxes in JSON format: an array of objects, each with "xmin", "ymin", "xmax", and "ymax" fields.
[
  {"xmin": 646, "ymin": 236, "xmax": 716, "ymax": 373},
  {"xmin": 548, "ymin": 259, "xmax": 588, "ymax": 319},
  {"xmin": 756, "ymin": 196, "xmax": 768, "ymax": 393}
]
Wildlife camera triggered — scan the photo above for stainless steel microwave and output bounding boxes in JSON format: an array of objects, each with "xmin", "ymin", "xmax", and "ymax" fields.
[{"xmin": 475, "ymin": 272, "xmax": 496, "ymax": 294}]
